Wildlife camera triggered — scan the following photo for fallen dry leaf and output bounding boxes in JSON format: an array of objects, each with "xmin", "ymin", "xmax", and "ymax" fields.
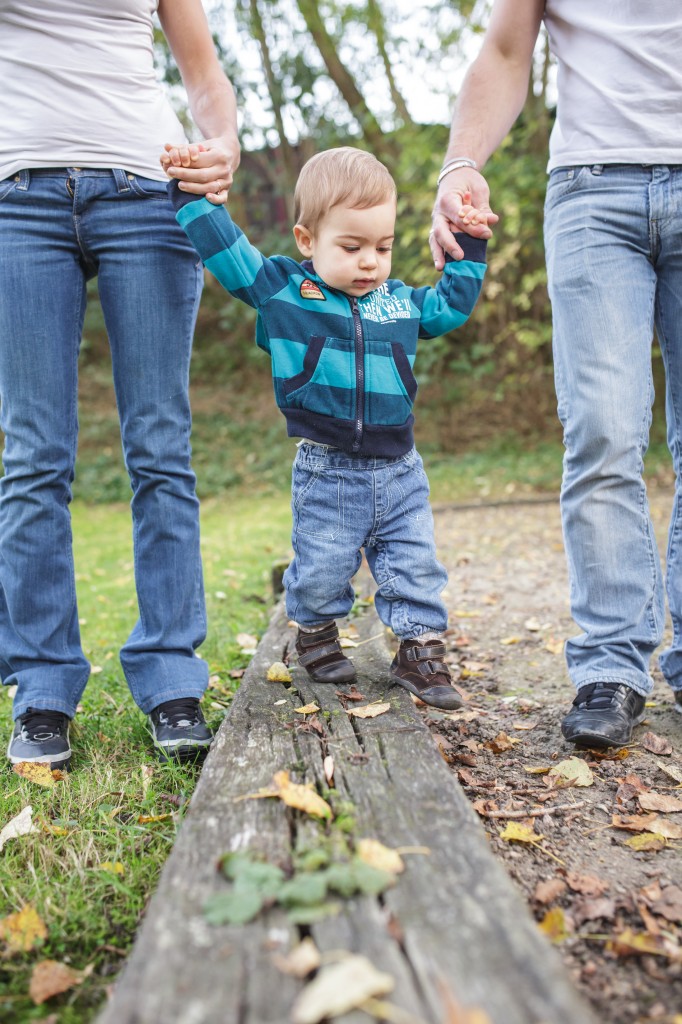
[
  {"xmin": 648, "ymin": 816, "xmax": 682, "ymax": 840},
  {"xmin": 293, "ymin": 703, "xmax": 320, "ymax": 715},
  {"xmin": 272, "ymin": 937, "xmax": 321, "ymax": 978},
  {"xmin": 534, "ymin": 878, "xmax": 567, "ymax": 904},
  {"xmin": 273, "ymin": 771, "xmax": 332, "ymax": 819},
  {"xmin": 137, "ymin": 814, "xmax": 173, "ymax": 824},
  {"xmin": 500, "ymin": 821, "xmax": 542, "ymax": 845},
  {"xmin": 611, "ymin": 813, "xmax": 658, "ymax": 833},
  {"xmin": 323, "ymin": 755, "xmax": 334, "ymax": 786},
  {"xmin": 0, "ymin": 904, "xmax": 47, "ymax": 954},
  {"xmin": 572, "ymin": 897, "xmax": 616, "ymax": 926},
  {"xmin": 0, "ymin": 805, "xmax": 38, "ymax": 853},
  {"xmin": 12, "ymin": 762, "xmax": 66, "ymax": 788},
  {"xmin": 500, "ymin": 636, "xmax": 521, "ymax": 645},
  {"xmin": 638, "ymin": 791, "xmax": 682, "ymax": 813},
  {"xmin": 235, "ymin": 631, "xmax": 258, "ymax": 647},
  {"xmin": 485, "ymin": 731, "xmax": 519, "ymax": 754},
  {"xmin": 266, "ymin": 661, "xmax": 292, "ymax": 683},
  {"xmin": 346, "ymin": 702, "xmax": 391, "ymax": 719},
  {"xmin": 624, "ymin": 832, "xmax": 666, "ymax": 852},
  {"xmin": 606, "ymin": 927, "xmax": 680, "ymax": 960},
  {"xmin": 651, "ymin": 885, "xmax": 682, "ymax": 923},
  {"xmin": 99, "ymin": 862, "xmax": 125, "ymax": 875},
  {"xmin": 544, "ymin": 637, "xmax": 565, "ymax": 655},
  {"xmin": 641, "ymin": 732, "xmax": 673, "ymax": 756},
  {"xmin": 538, "ymin": 906, "xmax": 571, "ymax": 943},
  {"xmin": 29, "ymin": 960, "xmax": 84, "ymax": 1004},
  {"xmin": 656, "ymin": 760, "xmax": 682, "ymax": 783},
  {"xmin": 356, "ymin": 838, "xmax": 404, "ymax": 875},
  {"xmin": 548, "ymin": 757, "xmax": 594, "ymax": 788},
  {"xmin": 291, "ymin": 954, "xmax": 394, "ymax": 1024},
  {"xmin": 566, "ymin": 872, "xmax": 609, "ymax": 897}
]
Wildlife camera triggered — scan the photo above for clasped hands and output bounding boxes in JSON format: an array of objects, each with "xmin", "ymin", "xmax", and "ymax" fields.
[{"xmin": 160, "ymin": 137, "xmax": 238, "ymax": 205}]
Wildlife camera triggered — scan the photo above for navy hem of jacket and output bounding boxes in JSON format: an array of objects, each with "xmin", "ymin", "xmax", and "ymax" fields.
[
  {"xmin": 283, "ymin": 409, "xmax": 414, "ymax": 457},
  {"xmin": 168, "ymin": 180, "xmax": 197, "ymax": 210}
]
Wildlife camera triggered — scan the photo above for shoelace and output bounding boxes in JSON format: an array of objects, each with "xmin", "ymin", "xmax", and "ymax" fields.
[
  {"xmin": 159, "ymin": 699, "xmax": 201, "ymax": 728},
  {"xmin": 572, "ymin": 682, "xmax": 623, "ymax": 710},
  {"xmin": 21, "ymin": 709, "xmax": 67, "ymax": 740}
]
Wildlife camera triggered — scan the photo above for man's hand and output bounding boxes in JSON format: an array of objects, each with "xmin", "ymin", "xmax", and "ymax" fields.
[
  {"xmin": 431, "ymin": 167, "xmax": 498, "ymax": 268},
  {"xmin": 160, "ymin": 135, "xmax": 240, "ymax": 205}
]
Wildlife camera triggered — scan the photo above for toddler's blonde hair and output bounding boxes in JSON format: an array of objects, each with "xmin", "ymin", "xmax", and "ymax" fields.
[{"xmin": 294, "ymin": 147, "xmax": 396, "ymax": 233}]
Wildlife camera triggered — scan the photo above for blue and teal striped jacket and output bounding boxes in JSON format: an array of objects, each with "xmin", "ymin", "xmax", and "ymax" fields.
[{"xmin": 171, "ymin": 184, "xmax": 486, "ymax": 457}]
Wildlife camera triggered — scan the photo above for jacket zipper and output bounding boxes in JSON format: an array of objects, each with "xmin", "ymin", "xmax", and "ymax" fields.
[{"xmin": 350, "ymin": 297, "xmax": 364, "ymax": 451}]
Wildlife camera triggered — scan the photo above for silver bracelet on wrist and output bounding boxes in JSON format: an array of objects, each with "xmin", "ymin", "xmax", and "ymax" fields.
[{"xmin": 437, "ymin": 157, "xmax": 477, "ymax": 187}]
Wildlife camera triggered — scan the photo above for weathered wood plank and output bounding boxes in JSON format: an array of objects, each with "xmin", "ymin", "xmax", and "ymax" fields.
[{"xmin": 99, "ymin": 595, "xmax": 597, "ymax": 1024}]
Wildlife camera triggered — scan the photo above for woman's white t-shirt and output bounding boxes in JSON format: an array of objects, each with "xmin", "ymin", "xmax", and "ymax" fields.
[{"xmin": 0, "ymin": 0, "xmax": 187, "ymax": 181}]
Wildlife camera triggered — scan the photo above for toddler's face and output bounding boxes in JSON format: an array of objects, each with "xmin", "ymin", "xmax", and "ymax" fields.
[{"xmin": 295, "ymin": 200, "xmax": 396, "ymax": 297}]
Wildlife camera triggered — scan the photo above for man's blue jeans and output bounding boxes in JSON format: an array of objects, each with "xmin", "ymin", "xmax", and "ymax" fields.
[
  {"xmin": 545, "ymin": 164, "xmax": 682, "ymax": 699},
  {"xmin": 283, "ymin": 443, "xmax": 448, "ymax": 637},
  {"xmin": 0, "ymin": 168, "xmax": 208, "ymax": 718}
]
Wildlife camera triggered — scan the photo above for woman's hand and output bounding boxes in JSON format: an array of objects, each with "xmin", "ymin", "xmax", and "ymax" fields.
[{"xmin": 161, "ymin": 135, "xmax": 240, "ymax": 204}]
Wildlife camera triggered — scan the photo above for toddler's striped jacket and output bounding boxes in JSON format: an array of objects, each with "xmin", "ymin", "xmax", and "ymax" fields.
[{"xmin": 171, "ymin": 184, "xmax": 487, "ymax": 457}]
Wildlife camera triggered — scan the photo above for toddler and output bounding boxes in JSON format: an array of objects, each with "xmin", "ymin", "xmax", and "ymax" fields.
[{"xmin": 167, "ymin": 147, "xmax": 486, "ymax": 709}]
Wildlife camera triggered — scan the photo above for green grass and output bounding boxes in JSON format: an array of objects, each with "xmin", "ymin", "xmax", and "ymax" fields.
[{"xmin": 0, "ymin": 497, "xmax": 292, "ymax": 1023}]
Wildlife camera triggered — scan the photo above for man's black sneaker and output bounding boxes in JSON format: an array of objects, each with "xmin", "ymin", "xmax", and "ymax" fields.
[
  {"xmin": 148, "ymin": 697, "xmax": 213, "ymax": 763},
  {"xmin": 561, "ymin": 681, "xmax": 646, "ymax": 748},
  {"xmin": 7, "ymin": 709, "xmax": 72, "ymax": 770},
  {"xmin": 674, "ymin": 690, "xmax": 682, "ymax": 715}
]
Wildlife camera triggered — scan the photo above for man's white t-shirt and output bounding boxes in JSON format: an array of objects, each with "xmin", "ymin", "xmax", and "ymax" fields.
[
  {"xmin": 544, "ymin": 0, "xmax": 682, "ymax": 170},
  {"xmin": 0, "ymin": 0, "xmax": 187, "ymax": 181}
]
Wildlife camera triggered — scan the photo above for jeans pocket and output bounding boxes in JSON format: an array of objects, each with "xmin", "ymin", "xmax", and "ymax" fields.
[
  {"xmin": 292, "ymin": 461, "xmax": 343, "ymax": 539},
  {"xmin": 125, "ymin": 174, "xmax": 170, "ymax": 200},
  {"xmin": 0, "ymin": 176, "xmax": 20, "ymax": 203},
  {"xmin": 545, "ymin": 166, "xmax": 590, "ymax": 205}
]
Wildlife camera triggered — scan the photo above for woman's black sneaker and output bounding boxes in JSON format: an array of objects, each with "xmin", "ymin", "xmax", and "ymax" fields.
[
  {"xmin": 7, "ymin": 708, "xmax": 72, "ymax": 770},
  {"xmin": 561, "ymin": 681, "xmax": 646, "ymax": 748},
  {"xmin": 148, "ymin": 697, "xmax": 213, "ymax": 763}
]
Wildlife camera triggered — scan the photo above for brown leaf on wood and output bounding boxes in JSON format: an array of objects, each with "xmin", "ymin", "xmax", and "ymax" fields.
[
  {"xmin": 346, "ymin": 702, "xmax": 391, "ymax": 719},
  {"xmin": 640, "ymin": 732, "xmax": 673, "ymax": 756},
  {"xmin": 29, "ymin": 960, "xmax": 83, "ymax": 1004},
  {"xmin": 335, "ymin": 686, "xmax": 366, "ymax": 705},
  {"xmin": 457, "ymin": 768, "xmax": 476, "ymax": 787},
  {"xmin": 638, "ymin": 791, "xmax": 682, "ymax": 813},
  {"xmin": 566, "ymin": 872, "xmax": 610, "ymax": 897},
  {"xmin": 534, "ymin": 878, "xmax": 567, "ymax": 905}
]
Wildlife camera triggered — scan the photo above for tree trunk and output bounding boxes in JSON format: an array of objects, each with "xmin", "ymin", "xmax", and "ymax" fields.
[
  {"xmin": 365, "ymin": 0, "xmax": 413, "ymax": 126},
  {"xmin": 295, "ymin": 0, "xmax": 386, "ymax": 152}
]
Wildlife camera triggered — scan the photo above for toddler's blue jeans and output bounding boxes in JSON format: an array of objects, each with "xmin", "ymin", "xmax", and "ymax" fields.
[{"xmin": 283, "ymin": 443, "xmax": 448, "ymax": 638}]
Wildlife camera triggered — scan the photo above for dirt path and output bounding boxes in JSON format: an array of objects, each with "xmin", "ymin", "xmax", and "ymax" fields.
[{"xmin": 427, "ymin": 486, "xmax": 682, "ymax": 1024}]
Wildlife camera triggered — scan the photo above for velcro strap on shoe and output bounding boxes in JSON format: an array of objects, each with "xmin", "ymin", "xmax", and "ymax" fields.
[
  {"xmin": 406, "ymin": 643, "xmax": 446, "ymax": 663},
  {"xmin": 297, "ymin": 624, "xmax": 337, "ymax": 648},
  {"xmin": 298, "ymin": 641, "xmax": 342, "ymax": 667}
]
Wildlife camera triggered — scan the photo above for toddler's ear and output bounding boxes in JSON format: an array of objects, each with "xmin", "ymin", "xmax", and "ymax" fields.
[{"xmin": 293, "ymin": 223, "xmax": 314, "ymax": 258}]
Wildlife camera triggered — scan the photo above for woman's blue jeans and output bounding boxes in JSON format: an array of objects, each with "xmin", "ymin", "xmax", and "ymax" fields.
[
  {"xmin": 284, "ymin": 443, "xmax": 448, "ymax": 637},
  {"xmin": 0, "ymin": 168, "xmax": 208, "ymax": 718},
  {"xmin": 545, "ymin": 163, "xmax": 682, "ymax": 698}
]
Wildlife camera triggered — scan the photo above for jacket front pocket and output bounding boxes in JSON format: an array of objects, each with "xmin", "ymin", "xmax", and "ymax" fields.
[
  {"xmin": 283, "ymin": 336, "xmax": 355, "ymax": 421},
  {"xmin": 365, "ymin": 342, "xmax": 417, "ymax": 426}
]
